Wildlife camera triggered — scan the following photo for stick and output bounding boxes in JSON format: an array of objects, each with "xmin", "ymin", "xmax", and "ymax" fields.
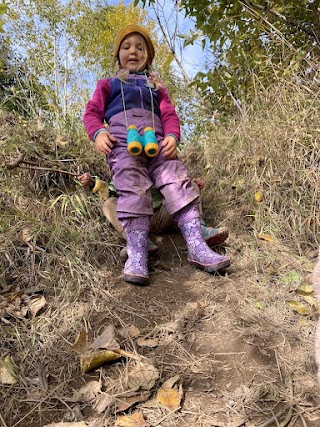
[
  {"xmin": 3, "ymin": 152, "xmax": 78, "ymax": 176},
  {"xmin": 14, "ymin": 164, "xmax": 78, "ymax": 176}
]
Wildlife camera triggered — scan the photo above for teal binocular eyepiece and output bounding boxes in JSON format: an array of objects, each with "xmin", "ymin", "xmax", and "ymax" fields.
[{"xmin": 126, "ymin": 126, "xmax": 159, "ymax": 157}]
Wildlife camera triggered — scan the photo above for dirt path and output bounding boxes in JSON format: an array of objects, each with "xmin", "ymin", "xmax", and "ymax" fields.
[
  {"xmin": 93, "ymin": 234, "xmax": 320, "ymax": 427},
  {"xmin": 1, "ymin": 234, "xmax": 320, "ymax": 427}
]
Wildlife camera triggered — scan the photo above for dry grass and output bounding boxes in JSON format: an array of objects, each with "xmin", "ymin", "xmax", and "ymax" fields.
[
  {"xmin": 1, "ymin": 79, "xmax": 320, "ymax": 427},
  {"xmin": 183, "ymin": 82, "xmax": 320, "ymax": 255}
]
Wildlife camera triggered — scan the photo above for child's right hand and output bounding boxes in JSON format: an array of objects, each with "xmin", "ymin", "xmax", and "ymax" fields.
[{"xmin": 95, "ymin": 130, "xmax": 117, "ymax": 154}]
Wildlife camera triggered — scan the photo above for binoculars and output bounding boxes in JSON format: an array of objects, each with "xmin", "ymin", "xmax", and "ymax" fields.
[{"xmin": 127, "ymin": 125, "xmax": 159, "ymax": 157}]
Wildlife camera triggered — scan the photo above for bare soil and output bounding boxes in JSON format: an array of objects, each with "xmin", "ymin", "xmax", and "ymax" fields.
[{"xmin": 1, "ymin": 231, "xmax": 320, "ymax": 427}]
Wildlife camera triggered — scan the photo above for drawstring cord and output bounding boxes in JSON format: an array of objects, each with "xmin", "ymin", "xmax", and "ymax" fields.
[{"xmin": 120, "ymin": 73, "xmax": 155, "ymax": 131}]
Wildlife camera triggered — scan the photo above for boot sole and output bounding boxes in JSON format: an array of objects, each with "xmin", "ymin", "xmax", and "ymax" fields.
[
  {"xmin": 123, "ymin": 273, "xmax": 149, "ymax": 286},
  {"xmin": 188, "ymin": 258, "xmax": 231, "ymax": 273}
]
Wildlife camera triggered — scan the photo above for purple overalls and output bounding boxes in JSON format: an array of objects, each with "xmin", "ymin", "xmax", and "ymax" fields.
[{"xmin": 83, "ymin": 74, "xmax": 199, "ymax": 221}]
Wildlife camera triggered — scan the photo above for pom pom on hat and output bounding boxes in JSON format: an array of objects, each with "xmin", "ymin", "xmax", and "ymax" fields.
[{"xmin": 113, "ymin": 24, "xmax": 155, "ymax": 65}]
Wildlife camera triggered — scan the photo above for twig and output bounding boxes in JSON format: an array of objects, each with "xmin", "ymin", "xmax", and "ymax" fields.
[
  {"xmin": 5, "ymin": 152, "xmax": 26, "ymax": 169},
  {"xmin": 298, "ymin": 412, "xmax": 308, "ymax": 427},
  {"xmin": 114, "ymin": 348, "xmax": 141, "ymax": 362},
  {"xmin": 3, "ymin": 152, "xmax": 78, "ymax": 176},
  {"xmin": 257, "ymin": 409, "xmax": 286, "ymax": 427},
  {"xmin": 0, "ymin": 412, "xmax": 9, "ymax": 427},
  {"xmin": 9, "ymin": 164, "xmax": 78, "ymax": 176},
  {"xmin": 168, "ymin": 235, "xmax": 182, "ymax": 266}
]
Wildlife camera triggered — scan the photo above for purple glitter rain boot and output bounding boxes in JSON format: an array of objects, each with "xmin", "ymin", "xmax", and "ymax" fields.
[
  {"xmin": 181, "ymin": 218, "xmax": 230, "ymax": 273},
  {"xmin": 121, "ymin": 217, "xmax": 150, "ymax": 285},
  {"xmin": 123, "ymin": 230, "xmax": 149, "ymax": 285},
  {"xmin": 174, "ymin": 204, "xmax": 230, "ymax": 273}
]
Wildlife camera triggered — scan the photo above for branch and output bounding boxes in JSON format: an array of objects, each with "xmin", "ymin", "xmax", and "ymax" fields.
[{"xmin": 3, "ymin": 153, "xmax": 78, "ymax": 177}]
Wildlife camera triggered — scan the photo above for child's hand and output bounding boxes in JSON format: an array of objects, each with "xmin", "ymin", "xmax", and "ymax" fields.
[
  {"xmin": 78, "ymin": 173, "xmax": 94, "ymax": 187},
  {"xmin": 95, "ymin": 130, "xmax": 117, "ymax": 154},
  {"xmin": 193, "ymin": 177, "xmax": 205, "ymax": 189},
  {"xmin": 162, "ymin": 135, "xmax": 177, "ymax": 159}
]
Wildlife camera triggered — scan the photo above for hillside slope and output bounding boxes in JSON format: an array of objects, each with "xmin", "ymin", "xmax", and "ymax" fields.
[{"xmin": 1, "ymin": 111, "xmax": 320, "ymax": 427}]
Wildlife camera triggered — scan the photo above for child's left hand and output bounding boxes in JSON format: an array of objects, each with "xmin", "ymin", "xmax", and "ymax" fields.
[{"xmin": 162, "ymin": 136, "xmax": 177, "ymax": 159}]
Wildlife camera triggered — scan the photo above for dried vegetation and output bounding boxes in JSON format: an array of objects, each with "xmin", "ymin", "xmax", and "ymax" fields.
[{"xmin": 0, "ymin": 82, "xmax": 320, "ymax": 427}]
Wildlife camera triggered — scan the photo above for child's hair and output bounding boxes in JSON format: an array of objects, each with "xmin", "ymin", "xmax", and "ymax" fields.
[{"xmin": 116, "ymin": 67, "xmax": 164, "ymax": 91}]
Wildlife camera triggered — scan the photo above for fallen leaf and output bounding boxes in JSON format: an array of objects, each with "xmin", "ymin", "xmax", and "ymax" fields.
[
  {"xmin": 119, "ymin": 324, "xmax": 140, "ymax": 339},
  {"xmin": 73, "ymin": 380, "xmax": 101, "ymax": 402},
  {"xmin": 136, "ymin": 337, "xmax": 159, "ymax": 348},
  {"xmin": 156, "ymin": 375, "xmax": 183, "ymax": 411},
  {"xmin": 116, "ymin": 391, "xmax": 151, "ymax": 412},
  {"xmin": 115, "ymin": 412, "xmax": 148, "ymax": 427},
  {"xmin": 254, "ymin": 191, "xmax": 263, "ymax": 203},
  {"xmin": 93, "ymin": 393, "xmax": 114, "ymax": 414},
  {"xmin": 255, "ymin": 301, "xmax": 264, "ymax": 310},
  {"xmin": 302, "ymin": 295, "xmax": 318, "ymax": 309},
  {"xmin": 156, "ymin": 386, "xmax": 182, "ymax": 410},
  {"xmin": 257, "ymin": 233, "xmax": 273, "ymax": 242},
  {"xmin": 19, "ymin": 227, "xmax": 33, "ymax": 244},
  {"xmin": 71, "ymin": 330, "xmax": 90, "ymax": 355},
  {"xmin": 161, "ymin": 375, "xmax": 180, "ymax": 389},
  {"xmin": 282, "ymin": 270, "xmax": 302, "ymax": 285},
  {"xmin": 286, "ymin": 300, "xmax": 312, "ymax": 315},
  {"xmin": 296, "ymin": 284, "xmax": 314, "ymax": 295},
  {"xmin": 127, "ymin": 363, "xmax": 159, "ymax": 391},
  {"xmin": 91, "ymin": 324, "xmax": 120, "ymax": 351},
  {"xmin": 80, "ymin": 349, "xmax": 121, "ymax": 373},
  {"xmin": 0, "ymin": 355, "xmax": 17, "ymax": 384},
  {"xmin": 92, "ymin": 178, "xmax": 108, "ymax": 193},
  {"xmin": 26, "ymin": 294, "xmax": 47, "ymax": 317}
]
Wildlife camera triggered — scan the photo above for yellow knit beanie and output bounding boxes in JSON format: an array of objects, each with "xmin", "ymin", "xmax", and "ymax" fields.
[{"xmin": 113, "ymin": 24, "xmax": 155, "ymax": 66}]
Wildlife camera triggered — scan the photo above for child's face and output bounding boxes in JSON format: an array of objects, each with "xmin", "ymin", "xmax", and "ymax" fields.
[{"xmin": 119, "ymin": 33, "xmax": 147, "ymax": 72}]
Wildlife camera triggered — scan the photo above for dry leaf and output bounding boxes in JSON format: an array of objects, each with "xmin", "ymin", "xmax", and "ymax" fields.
[
  {"xmin": 93, "ymin": 393, "xmax": 114, "ymax": 414},
  {"xmin": 127, "ymin": 363, "xmax": 159, "ymax": 391},
  {"xmin": 116, "ymin": 391, "xmax": 151, "ymax": 412},
  {"xmin": 71, "ymin": 330, "xmax": 89, "ymax": 355},
  {"xmin": 0, "ymin": 355, "xmax": 17, "ymax": 384},
  {"xmin": 80, "ymin": 349, "xmax": 121, "ymax": 373},
  {"xmin": 296, "ymin": 285, "xmax": 314, "ymax": 295},
  {"xmin": 254, "ymin": 191, "xmax": 263, "ymax": 202},
  {"xmin": 92, "ymin": 179, "xmax": 109, "ymax": 200},
  {"xmin": 119, "ymin": 324, "xmax": 140, "ymax": 338},
  {"xmin": 286, "ymin": 300, "xmax": 312, "ymax": 315},
  {"xmin": 302, "ymin": 295, "xmax": 318, "ymax": 309},
  {"xmin": 26, "ymin": 294, "xmax": 47, "ymax": 317},
  {"xmin": 156, "ymin": 375, "xmax": 183, "ymax": 411},
  {"xmin": 115, "ymin": 412, "xmax": 148, "ymax": 427},
  {"xmin": 258, "ymin": 234, "xmax": 273, "ymax": 242},
  {"xmin": 156, "ymin": 387, "xmax": 182, "ymax": 410},
  {"xmin": 91, "ymin": 324, "xmax": 120, "ymax": 351},
  {"xmin": 19, "ymin": 227, "xmax": 33, "ymax": 244},
  {"xmin": 73, "ymin": 380, "xmax": 101, "ymax": 402},
  {"xmin": 55, "ymin": 134, "xmax": 71, "ymax": 147},
  {"xmin": 161, "ymin": 375, "xmax": 180, "ymax": 389},
  {"xmin": 136, "ymin": 337, "xmax": 159, "ymax": 348}
]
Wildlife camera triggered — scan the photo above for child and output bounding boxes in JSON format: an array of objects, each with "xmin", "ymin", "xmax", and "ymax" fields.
[{"xmin": 83, "ymin": 24, "xmax": 231, "ymax": 285}]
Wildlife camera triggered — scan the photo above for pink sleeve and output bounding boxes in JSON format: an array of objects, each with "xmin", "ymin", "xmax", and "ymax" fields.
[
  {"xmin": 83, "ymin": 79, "xmax": 111, "ymax": 141},
  {"xmin": 159, "ymin": 86, "xmax": 181, "ymax": 141}
]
